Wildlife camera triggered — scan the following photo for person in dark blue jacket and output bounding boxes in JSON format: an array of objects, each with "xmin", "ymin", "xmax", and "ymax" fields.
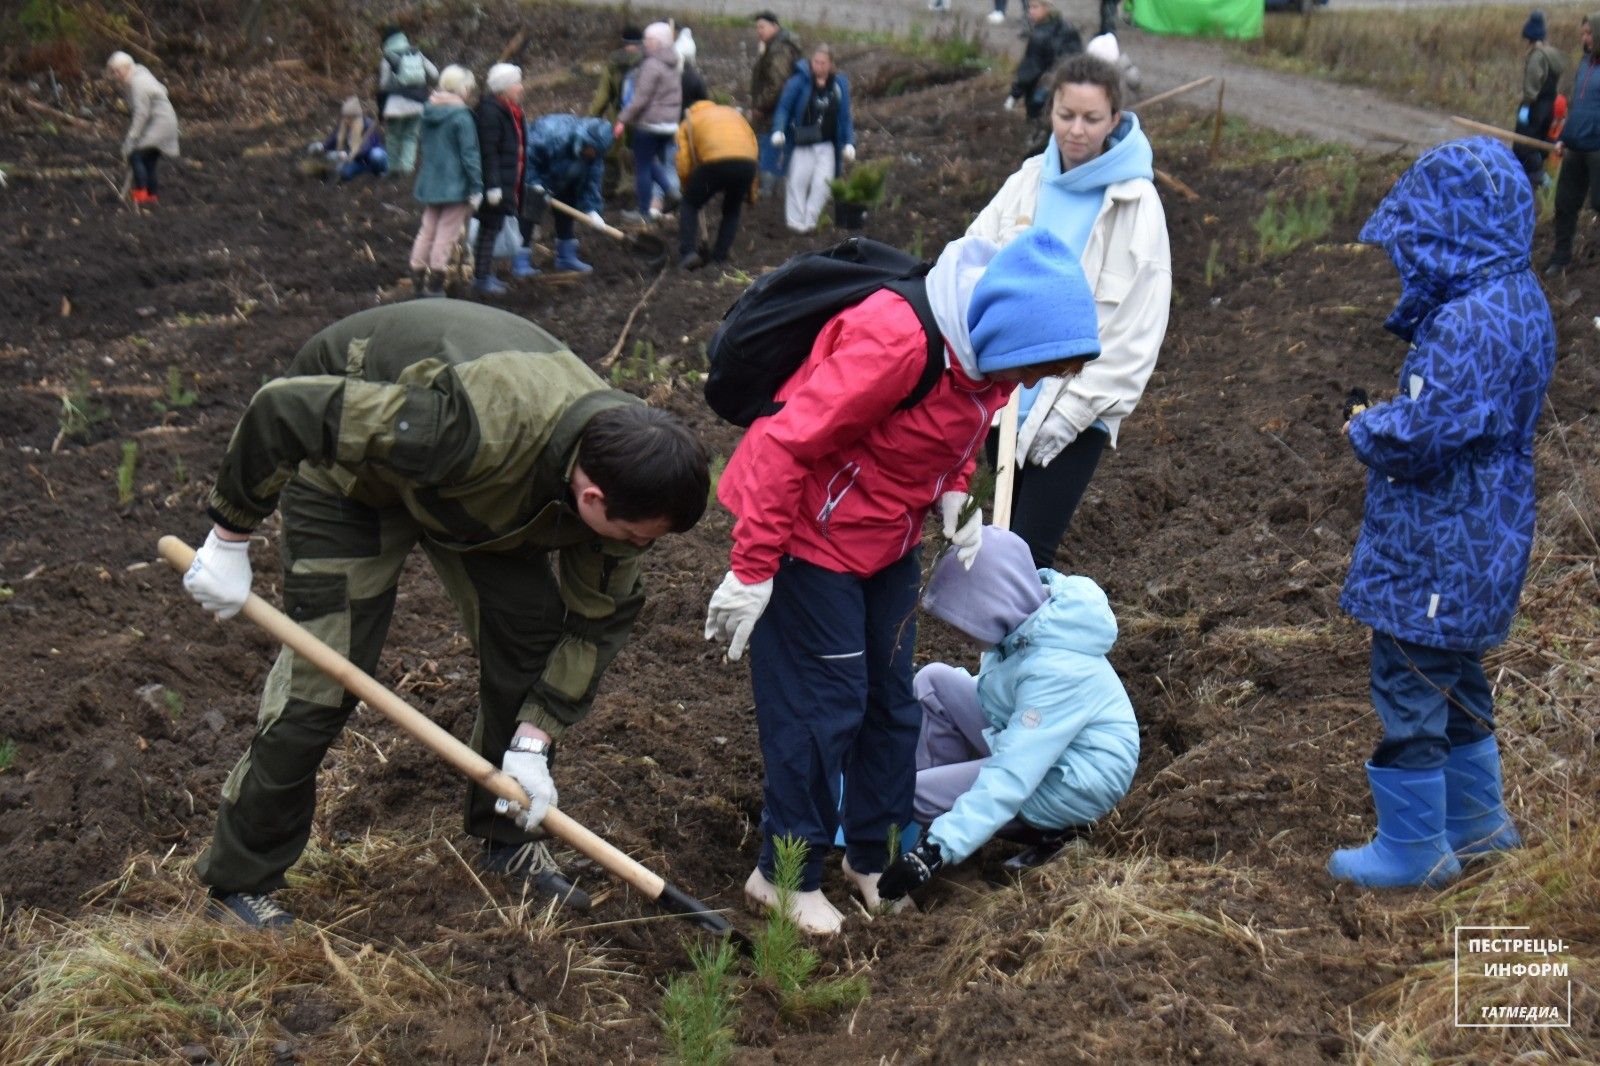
[
  {"xmin": 524, "ymin": 114, "xmax": 615, "ymax": 273},
  {"xmin": 769, "ymin": 47, "xmax": 855, "ymax": 232},
  {"xmin": 1549, "ymin": 10, "xmax": 1600, "ymax": 274},
  {"xmin": 1329, "ymin": 137, "xmax": 1556, "ymax": 890}
]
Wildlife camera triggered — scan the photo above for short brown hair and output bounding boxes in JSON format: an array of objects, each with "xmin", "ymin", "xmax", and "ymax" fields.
[
  {"xmin": 1048, "ymin": 53, "xmax": 1122, "ymax": 115},
  {"xmin": 577, "ymin": 404, "xmax": 710, "ymax": 532}
]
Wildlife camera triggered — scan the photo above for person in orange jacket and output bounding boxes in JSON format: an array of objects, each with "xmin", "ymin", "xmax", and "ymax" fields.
[{"xmin": 675, "ymin": 91, "xmax": 759, "ymax": 270}]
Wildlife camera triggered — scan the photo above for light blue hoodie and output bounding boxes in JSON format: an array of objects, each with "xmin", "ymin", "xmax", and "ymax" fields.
[
  {"xmin": 1019, "ymin": 112, "xmax": 1154, "ymax": 422},
  {"xmin": 924, "ymin": 570, "xmax": 1140, "ymax": 864}
]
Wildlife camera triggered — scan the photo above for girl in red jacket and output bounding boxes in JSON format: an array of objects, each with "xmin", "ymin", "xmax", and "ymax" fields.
[{"xmin": 705, "ymin": 228, "xmax": 1103, "ymax": 934}]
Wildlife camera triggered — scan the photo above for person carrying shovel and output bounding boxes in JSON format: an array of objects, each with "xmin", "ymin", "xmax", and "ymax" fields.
[
  {"xmin": 524, "ymin": 113, "xmax": 615, "ymax": 273},
  {"xmin": 179, "ymin": 300, "xmax": 710, "ymax": 928},
  {"xmin": 105, "ymin": 51, "xmax": 179, "ymax": 206}
]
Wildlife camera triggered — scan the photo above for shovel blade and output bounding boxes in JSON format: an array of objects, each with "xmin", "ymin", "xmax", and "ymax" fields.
[{"xmin": 655, "ymin": 881, "xmax": 756, "ymax": 954}]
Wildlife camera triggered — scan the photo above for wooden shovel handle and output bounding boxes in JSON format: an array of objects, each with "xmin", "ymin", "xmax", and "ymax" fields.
[
  {"xmin": 156, "ymin": 535, "xmax": 666, "ymax": 899},
  {"xmin": 547, "ymin": 196, "xmax": 629, "ymax": 241},
  {"xmin": 1450, "ymin": 115, "xmax": 1557, "ymax": 152},
  {"xmin": 992, "ymin": 393, "xmax": 1021, "ymax": 531}
]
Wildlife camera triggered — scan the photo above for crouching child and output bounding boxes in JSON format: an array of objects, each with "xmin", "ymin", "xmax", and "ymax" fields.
[
  {"xmin": 310, "ymin": 96, "xmax": 388, "ymax": 182},
  {"xmin": 878, "ymin": 528, "xmax": 1139, "ymax": 902},
  {"xmin": 1327, "ymin": 137, "xmax": 1555, "ymax": 890}
]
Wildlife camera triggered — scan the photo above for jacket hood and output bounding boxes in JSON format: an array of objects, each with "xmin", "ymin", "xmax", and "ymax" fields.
[
  {"xmin": 383, "ymin": 31, "xmax": 411, "ymax": 54},
  {"xmin": 574, "ymin": 116, "xmax": 616, "ymax": 154},
  {"xmin": 422, "ymin": 93, "xmax": 467, "ymax": 123},
  {"xmin": 922, "ymin": 527, "xmax": 1048, "ymax": 645},
  {"xmin": 1006, "ymin": 570, "xmax": 1118, "ymax": 657},
  {"xmin": 1043, "ymin": 112, "xmax": 1153, "ymax": 192},
  {"xmin": 925, "ymin": 235, "xmax": 1002, "ymax": 378},
  {"xmin": 1359, "ymin": 136, "xmax": 1534, "ymax": 340}
]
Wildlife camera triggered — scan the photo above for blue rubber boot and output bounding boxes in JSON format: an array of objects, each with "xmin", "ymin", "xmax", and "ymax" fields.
[
  {"xmin": 472, "ymin": 275, "xmax": 509, "ymax": 297},
  {"xmin": 554, "ymin": 238, "xmax": 593, "ymax": 273},
  {"xmin": 510, "ymin": 248, "xmax": 540, "ymax": 278},
  {"xmin": 1444, "ymin": 735, "xmax": 1521, "ymax": 858},
  {"xmin": 1328, "ymin": 763, "xmax": 1461, "ymax": 889}
]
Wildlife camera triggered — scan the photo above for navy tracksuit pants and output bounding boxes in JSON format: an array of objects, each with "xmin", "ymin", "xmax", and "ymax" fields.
[
  {"xmin": 1369, "ymin": 631, "xmax": 1494, "ymax": 770},
  {"xmin": 748, "ymin": 551, "xmax": 922, "ymax": 891}
]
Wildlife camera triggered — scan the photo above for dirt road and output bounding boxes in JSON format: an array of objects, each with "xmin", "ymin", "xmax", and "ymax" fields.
[{"xmin": 588, "ymin": 0, "xmax": 1460, "ymax": 152}]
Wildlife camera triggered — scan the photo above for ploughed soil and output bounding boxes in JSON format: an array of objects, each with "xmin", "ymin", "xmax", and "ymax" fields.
[{"xmin": 2, "ymin": 5, "xmax": 1598, "ymax": 1062}]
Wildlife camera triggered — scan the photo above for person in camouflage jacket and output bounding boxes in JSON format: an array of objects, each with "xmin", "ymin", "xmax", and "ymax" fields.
[
  {"xmin": 750, "ymin": 11, "xmax": 803, "ymax": 193},
  {"xmin": 182, "ymin": 300, "xmax": 710, "ymax": 929}
]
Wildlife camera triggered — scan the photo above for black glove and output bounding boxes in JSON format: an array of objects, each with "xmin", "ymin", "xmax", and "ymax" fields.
[
  {"xmin": 877, "ymin": 840, "xmax": 944, "ymax": 901},
  {"xmin": 521, "ymin": 185, "xmax": 549, "ymax": 221},
  {"xmin": 1342, "ymin": 387, "xmax": 1370, "ymax": 423}
]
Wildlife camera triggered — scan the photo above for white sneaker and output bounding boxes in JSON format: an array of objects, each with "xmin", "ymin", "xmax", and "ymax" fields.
[
  {"xmin": 744, "ymin": 868, "xmax": 844, "ymax": 936},
  {"xmin": 986, "ymin": 9, "xmax": 1006, "ymax": 23},
  {"xmin": 842, "ymin": 855, "xmax": 913, "ymax": 914}
]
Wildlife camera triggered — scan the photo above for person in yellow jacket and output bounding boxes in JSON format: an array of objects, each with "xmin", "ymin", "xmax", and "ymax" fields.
[{"xmin": 675, "ymin": 92, "xmax": 759, "ymax": 270}]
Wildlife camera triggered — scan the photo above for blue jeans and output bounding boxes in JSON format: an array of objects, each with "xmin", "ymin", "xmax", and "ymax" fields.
[
  {"xmin": 339, "ymin": 146, "xmax": 389, "ymax": 182},
  {"xmin": 631, "ymin": 129, "xmax": 675, "ymax": 214},
  {"xmin": 1369, "ymin": 632, "xmax": 1494, "ymax": 770},
  {"xmin": 748, "ymin": 552, "xmax": 922, "ymax": 890}
]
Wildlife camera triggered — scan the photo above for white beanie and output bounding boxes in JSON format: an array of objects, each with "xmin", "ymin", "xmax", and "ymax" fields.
[
  {"xmin": 486, "ymin": 62, "xmax": 521, "ymax": 95},
  {"xmin": 1085, "ymin": 33, "xmax": 1120, "ymax": 63}
]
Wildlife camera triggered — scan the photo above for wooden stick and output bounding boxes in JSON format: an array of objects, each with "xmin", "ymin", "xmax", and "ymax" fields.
[
  {"xmin": 156, "ymin": 535, "xmax": 665, "ymax": 900},
  {"xmin": 17, "ymin": 95, "xmax": 96, "ymax": 130},
  {"xmin": 1449, "ymin": 115, "xmax": 1557, "ymax": 152},
  {"xmin": 1209, "ymin": 79, "xmax": 1226, "ymax": 162},
  {"xmin": 599, "ymin": 266, "xmax": 668, "ymax": 368},
  {"xmin": 1138, "ymin": 76, "xmax": 1215, "ymax": 112},
  {"xmin": 1154, "ymin": 167, "xmax": 1200, "ymax": 201},
  {"xmin": 549, "ymin": 195, "xmax": 628, "ymax": 241},
  {"xmin": 498, "ymin": 28, "xmax": 529, "ymax": 63},
  {"xmin": 992, "ymin": 394, "xmax": 1021, "ymax": 531}
]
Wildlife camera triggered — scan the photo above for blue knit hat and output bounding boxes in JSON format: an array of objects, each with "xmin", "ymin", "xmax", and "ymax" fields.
[
  {"xmin": 968, "ymin": 227, "xmax": 1101, "ymax": 375},
  {"xmin": 1523, "ymin": 9, "xmax": 1546, "ymax": 40}
]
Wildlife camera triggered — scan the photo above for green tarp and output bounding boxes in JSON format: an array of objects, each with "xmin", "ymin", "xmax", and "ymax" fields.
[{"xmin": 1132, "ymin": 0, "xmax": 1263, "ymax": 39}]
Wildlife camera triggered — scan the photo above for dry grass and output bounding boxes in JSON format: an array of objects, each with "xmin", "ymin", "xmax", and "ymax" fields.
[
  {"xmin": 1239, "ymin": 4, "xmax": 1592, "ymax": 125},
  {"xmin": 943, "ymin": 848, "xmax": 1277, "ymax": 987},
  {"xmin": 0, "ymin": 828, "xmax": 633, "ymax": 1064}
]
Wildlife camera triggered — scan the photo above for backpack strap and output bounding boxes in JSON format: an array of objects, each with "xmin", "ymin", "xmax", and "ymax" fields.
[{"xmin": 883, "ymin": 275, "xmax": 946, "ymax": 412}]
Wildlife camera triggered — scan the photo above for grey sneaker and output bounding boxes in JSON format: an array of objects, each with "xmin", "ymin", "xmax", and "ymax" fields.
[
  {"xmin": 209, "ymin": 891, "xmax": 295, "ymax": 930},
  {"xmin": 480, "ymin": 841, "xmax": 593, "ymax": 912}
]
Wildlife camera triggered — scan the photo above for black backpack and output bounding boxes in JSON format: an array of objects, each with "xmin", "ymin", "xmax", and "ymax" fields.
[{"xmin": 704, "ymin": 238, "xmax": 946, "ymax": 427}]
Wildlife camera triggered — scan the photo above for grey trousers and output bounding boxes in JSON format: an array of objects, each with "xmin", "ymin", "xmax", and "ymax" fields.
[{"xmin": 912, "ymin": 663, "xmax": 992, "ymax": 826}]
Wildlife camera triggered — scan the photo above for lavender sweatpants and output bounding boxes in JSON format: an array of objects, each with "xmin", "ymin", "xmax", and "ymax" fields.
[{"xmin": 913, "ymin": 663, "xmax": 993, "ymax": 826}]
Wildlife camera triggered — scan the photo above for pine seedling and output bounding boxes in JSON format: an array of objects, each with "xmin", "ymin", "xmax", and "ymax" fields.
[
  {"xmin": 152, "ymin": 365, "xmax": 199, "ymax": 412},
  {"xmin": 115, "ymin": 441, "xmax": 138, "ymax": 506},
  {"xmin": 661, "ymin": 938, "xmax": 739, "ymax": 1066},
  {"xmin": 752, "ymin": 835, "xmax": 869, "ymax": 1018},
  {"xmin": 0, "ymin": 737, "xmax": 17, "ymax": 772}
]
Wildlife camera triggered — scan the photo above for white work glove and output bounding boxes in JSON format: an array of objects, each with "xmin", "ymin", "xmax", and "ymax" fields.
[
  {"xmin": 1003, "ymin": 95, "xmax": 1018, "ymax": 112},
  {"xmin": 486, "ymin": 186, "xmax": 503, "ymax": 206},
  {"xmin": 586, "ymin": 209, "xmax": 605, "ymax": 228},
  {"xmin": 183, "ymin": 530, "xmax": 253, "ymax": 620},
  {"xmin": 770, "ymin": 130, "xmax": 785, "ymax": 148},
  {"xmin": 704, "ymin": 571, "xmax": 774, "ymax": 662},
  {"xmin": 1026, "ymin": 408, "xmax": 1081, "ymax": 467},
  {"xmin": 502, "ymin": 746, "xmax": 557, "ymax": 830},
  {"xmin": 305, "ymin": 139, "xmax": 324, "ymax": 154},
  {"xmin": 468, "ymin": 192, "xmax": 483, "ymax": 210},
  {"xmin": 842, "ymin": 144, "xmax": 857, "ymax": 164},
  {"xmin": 939, "ymin": 492, "xmax": 983, "ymax": 570}
]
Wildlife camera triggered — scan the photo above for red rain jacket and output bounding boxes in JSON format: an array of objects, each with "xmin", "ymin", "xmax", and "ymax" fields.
[{"xmin": 719, "ymin": 289, "xmax": 1013, "ymax": 582}]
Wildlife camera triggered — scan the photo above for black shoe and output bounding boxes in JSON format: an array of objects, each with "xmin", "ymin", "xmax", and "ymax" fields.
[
  {"xmin": 996, "ymin": 823, "xmax": 1088, "ymax": 873},
  {"xmin": 481, "ymin": 841, "xmax": 593, "ymax": 912},
  {"xmin": 678, "ymin": 252, "xmax": 705, "ymax": 272},
  {"xmin": 208, "ymin": 891, "xmax": 295, "ymax": 930}
]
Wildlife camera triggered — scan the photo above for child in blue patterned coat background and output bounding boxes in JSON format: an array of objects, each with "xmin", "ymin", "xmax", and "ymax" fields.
[{"xmin": 1329, "ymin": 137, "xmax": 1557, "ymax": 890}]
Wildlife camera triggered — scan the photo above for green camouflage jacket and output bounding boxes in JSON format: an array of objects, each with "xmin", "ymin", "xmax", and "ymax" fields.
[{"xmin": 206, "ymin": 300, "xmax": 646, "ymax": 736}]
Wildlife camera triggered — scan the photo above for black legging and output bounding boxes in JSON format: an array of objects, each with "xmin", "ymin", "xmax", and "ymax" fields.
[
  {"xmin": 473, "ymin": 202, "xmax": 513, "ymax": 278},
  {"xmin": 986, "ymin": 423, "xmax": 1109, "ymax": 569},
  {"xmin": 130, "ymin": 147, "xmax": 162, "ymax": 195},
  {"xmin": 679, "ymin": 158, "xmax": 758, "ymax": 260}
]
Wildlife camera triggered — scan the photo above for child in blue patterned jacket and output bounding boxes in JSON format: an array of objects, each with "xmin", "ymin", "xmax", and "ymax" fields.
[
  {"xmin": 877, "ymin": 527, "xmax": 1138, "ymax": 903},
  {"xmin": 1329, "ymin": 137, "xmax": 1556, "ymax": 890}
]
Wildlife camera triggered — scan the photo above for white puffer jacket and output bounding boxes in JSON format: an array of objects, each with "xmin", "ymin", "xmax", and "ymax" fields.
[{"xmin": 967, "ymin": 152, "xmax": 1169, "ymax": 457}]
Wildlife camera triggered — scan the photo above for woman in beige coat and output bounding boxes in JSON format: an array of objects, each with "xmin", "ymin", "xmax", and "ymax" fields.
[
  {"xmin": 968, "ymin": 53, "xmax": 1170, "ymax": 568},
  {"xmin": 106, "ymin": 52, "xmax": 180, "ymax": 205}
]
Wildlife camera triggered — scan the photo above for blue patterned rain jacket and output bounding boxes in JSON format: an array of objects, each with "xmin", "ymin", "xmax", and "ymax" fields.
[{"xmin": 1340, "ymin": 138, "xmax": 1556, "ymax": 652}]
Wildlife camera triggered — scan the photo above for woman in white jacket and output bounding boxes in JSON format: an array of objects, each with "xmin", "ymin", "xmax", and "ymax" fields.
[{"xmin": 968, "ymin": 54, "xmax": 1171, "ymax": 568}]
